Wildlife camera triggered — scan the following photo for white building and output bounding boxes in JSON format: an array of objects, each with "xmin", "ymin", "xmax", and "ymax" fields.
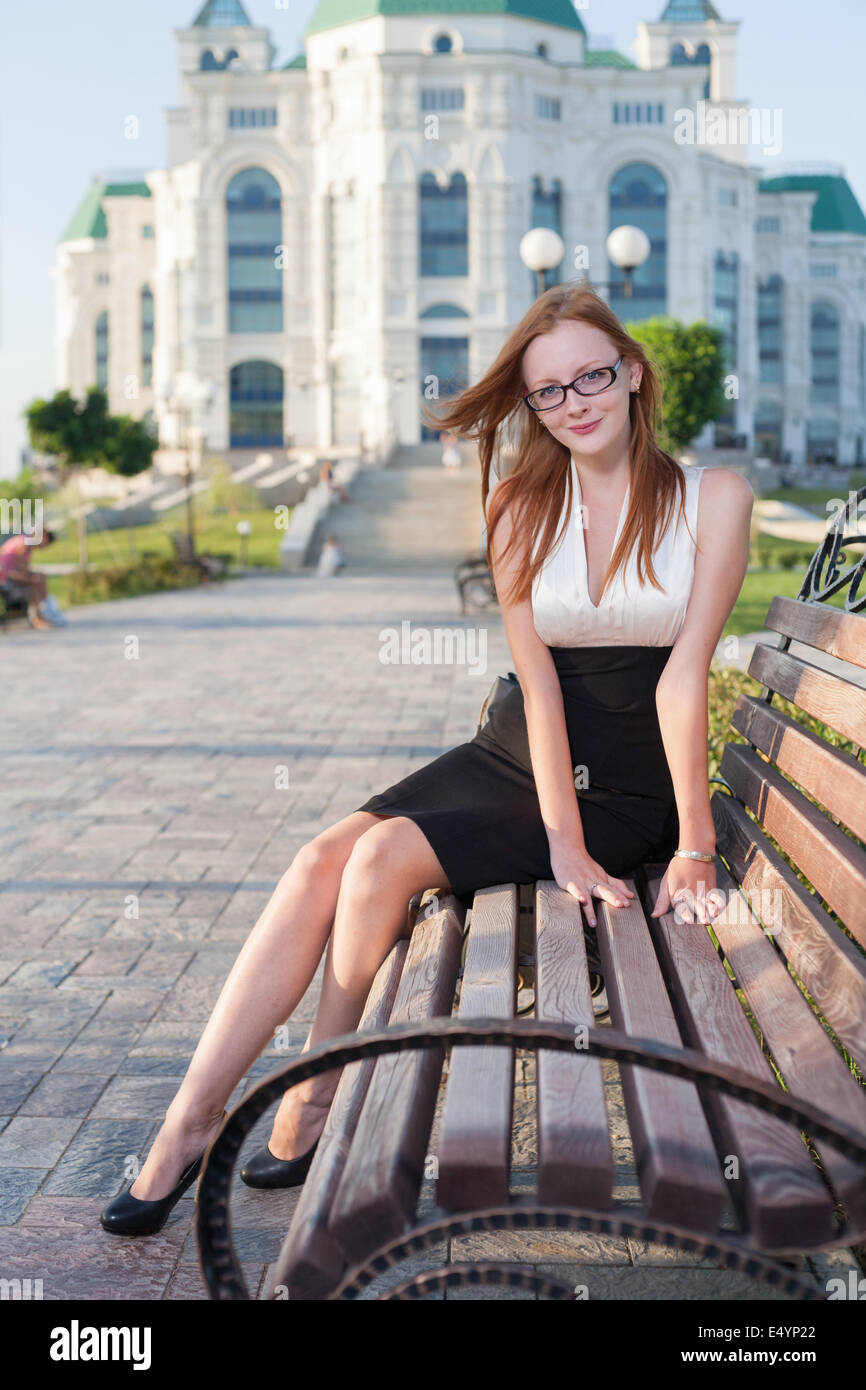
[{"xmin": 53, "ymin": 0, "xmax": 866, "ymax": 470}]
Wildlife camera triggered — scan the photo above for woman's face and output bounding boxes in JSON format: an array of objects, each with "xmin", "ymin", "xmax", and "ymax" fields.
[{"xmin": 521, "ymin": 320, "xmax": 641, "ymax": 459}]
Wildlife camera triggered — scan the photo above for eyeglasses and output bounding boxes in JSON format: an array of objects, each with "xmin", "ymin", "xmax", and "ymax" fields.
[{"xmin": 523, "ymin": 356, "xmax": 625, "ymax": 413}]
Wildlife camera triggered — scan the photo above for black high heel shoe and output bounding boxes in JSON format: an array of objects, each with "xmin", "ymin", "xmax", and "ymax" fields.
[
  {"xmin": 100, "ymin": 1153, "xmax": 204, "ymax": 1237},
  {"xmin": 240, "ymin": 1139, "xmax": 319, "ymax": 1189}
]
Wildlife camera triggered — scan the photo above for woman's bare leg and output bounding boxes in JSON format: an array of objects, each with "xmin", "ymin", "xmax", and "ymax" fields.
[
  {"xmin": 265, "ymin": 815, "xmax": 452, "ymax": 1160},
  {"xmin": 129, "ymin": 810, "xmax": 388, "ymax": 1200}
]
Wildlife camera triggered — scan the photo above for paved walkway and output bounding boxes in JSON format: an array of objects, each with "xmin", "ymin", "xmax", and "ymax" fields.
[{"xmin": 0, "ymin": 573, "xmax": 857, "ymax": 1299}]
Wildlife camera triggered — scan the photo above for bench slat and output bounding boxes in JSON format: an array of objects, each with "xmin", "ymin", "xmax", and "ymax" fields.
[
  {"xmin": 731, "ymin": 693, "xmax": 866, "ymax": 843},
  {"xmin": 765, "ymin": 594, "xmax": 866, "ymax": 670},
  {"xmin": 437, "ymin": 883, "xmax": 518, "ymax": 1209},
  {"xmin": 720, "ymin": 743, "xmax": 866, "ymax": 948},
  {"xmin": 710, "ymin": 859, "xmax": 866, "ymax": 1232},
  {"xmin": 535, "ymin": 880, "xmax": 613, "ymax": 1208},
  {"xmin": 712, "ymin": 791, "xmax": 866, "ymax": 1069},
  {"xmin": 644, "ymin": 864, "xmax": 837, "ymax": 1250},
  {"xmin": 748, "ymin": 642, "xmax": 866, "ymax": 745},
  {"xmin": 328, "ymin": 896, "xmax": 465, "ymax": 1262},
  {"xmin": 267, "ymin": 939, "xmax": 408, "ymax": 1299},
  {"xmin": 595, "ymin": 896, "xmax": 725, "ymax": 1228}
]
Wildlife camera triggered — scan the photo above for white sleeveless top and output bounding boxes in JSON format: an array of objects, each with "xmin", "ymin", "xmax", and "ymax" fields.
[{"xmin": 531, "ymin": 462, "xmax": 706, "ymax": 647}]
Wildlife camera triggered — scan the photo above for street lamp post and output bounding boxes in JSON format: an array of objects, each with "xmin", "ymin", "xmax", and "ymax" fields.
[
  {"xmin": 520, "ymin": 227, "xmax": 565, "ymax": 298},
  {"xmin": 596, "ymin": 225, "xmax": 652, "ymax": 301}
]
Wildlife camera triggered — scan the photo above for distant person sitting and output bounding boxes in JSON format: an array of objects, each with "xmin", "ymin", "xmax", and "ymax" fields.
[
  {"xmin": 0, "ymin": 528, "xmax": 59, "ymax": 630},
  {"xmin": 317, "ymin": 534, "xmax": 345, "ymax": 577},
  {"xmin": 440, "ymin": 430, "xmax": 463, "ymax": 470},
  {"xmin": 320, "ymin": 460, "xmax": 351, "ymax": 502}
]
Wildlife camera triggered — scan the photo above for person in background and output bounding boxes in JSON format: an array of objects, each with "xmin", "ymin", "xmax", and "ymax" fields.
[
  {"xmin": 441, "ymin": 430, "xmax": 463, "ymax": 470},
  {"xmin": 317, "ymin": 534, "xmax": 345, "ymax": 577},
  {"xmin": 319, "ymin": 459, "xmax": 351, "ymax": 502},
  {"xmin": 0, "ymin": 528, "xmax": 59, "ymax": 629}
]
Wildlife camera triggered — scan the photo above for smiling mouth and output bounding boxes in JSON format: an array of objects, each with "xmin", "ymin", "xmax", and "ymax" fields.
[{"xmin": 569, "ymin": 419, "xmax": 602, "ymax": 434}]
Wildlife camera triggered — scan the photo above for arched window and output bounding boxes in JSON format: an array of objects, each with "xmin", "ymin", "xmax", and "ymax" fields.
[
  {"xmin": 419, "ymin": 171, "xmax": 468, "ymax": 277},
  {"xmin": 608, "ymin": 163, "xmax": 667, "ymax": 319},
  {"xmin": 531, "ymin": 176, "xmax": 563, "ymax": 293},
  {"xmin": 95, "ymin": 311, "xmax": 109, "ymax": 390},
  {"xmin": 140, "ymin": 286, "xmax": 154, "ymax": 388},
  {"xmin": 811, "ymin": 302, "xmax": 840, "ymax": 407},
  {"xmin": 226, "ymin": 168, "xmax": 283, "ymax": 333},
  {"xmin": 229, "ymin": 360, "xmax": 284, "ymax": 448},
  {"xmin": 536, "ymin": 42, "xmax": 548, "ymax": 59},
  {"xmin": 755, "ymin": 400, "xmax": 783, "ymax": 462},
  {"xmin": 420, "ymin": 302, "xmax": 469, "ymax": 318},
  {"xmin": 433, "ymin": 33, "xmax": 453, "ymax": 53},
  {"xmin": 670, "ymin": 42, "xmax": 688, "ymax": 65},
  {"xmin": 695, "ymin": 43, "xmax": 711, "ymax": 64},
  {"xmin": 757, "ymin": 274, "xmax": 783, "ymax": 384}
]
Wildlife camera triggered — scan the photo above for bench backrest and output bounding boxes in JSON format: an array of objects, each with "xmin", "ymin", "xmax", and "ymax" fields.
[{"xmin": 712, "ymin": 500, "xmax": 866, "ymax": 1094}]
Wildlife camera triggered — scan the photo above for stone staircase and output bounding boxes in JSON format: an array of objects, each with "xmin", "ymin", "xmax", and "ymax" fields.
[{"xmin": 307, "ymin": 441, "xmax": 486, "ymax": 572}]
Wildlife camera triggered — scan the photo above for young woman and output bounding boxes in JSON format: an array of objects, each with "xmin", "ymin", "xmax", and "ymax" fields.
[{"xmin": 101, "ymin": 284, "xmax": 752, "ymax": 1236}]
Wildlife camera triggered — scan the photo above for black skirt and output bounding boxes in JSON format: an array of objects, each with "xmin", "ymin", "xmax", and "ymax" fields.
[{"xmin": 355, "ymin": 644, "xmax": 680, "ymax": 910}]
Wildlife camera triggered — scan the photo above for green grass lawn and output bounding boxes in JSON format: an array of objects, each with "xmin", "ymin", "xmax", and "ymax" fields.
[
  {"xmin": 759, "ymin": 477, "xmax": 866, "ymax": 514},
  {"xmin": 46, "ymin": 506, "xmax": 289, "ymax": 570}
]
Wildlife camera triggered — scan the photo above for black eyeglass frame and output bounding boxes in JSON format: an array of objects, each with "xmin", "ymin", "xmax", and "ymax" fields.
[{"xmin": 522, "ymin": 355, "xmax": 625, "ymax": 413}]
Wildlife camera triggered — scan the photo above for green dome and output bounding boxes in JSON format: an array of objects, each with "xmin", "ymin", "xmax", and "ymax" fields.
[{"xmin": 305, "ymin": 0, "xmax": 586, "ymax": 37}]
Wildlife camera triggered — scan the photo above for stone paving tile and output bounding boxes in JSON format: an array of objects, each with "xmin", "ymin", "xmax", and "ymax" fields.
[
  {"xmin": 535, "ymin": 1264, "xmax": 807, "ymax": 1300},
  {"xmin": 43, "ymin": 1117, "xmax": 154, "ymax": 1198},
  {"xmin": 0, "ymin": 1116, "xmax": 83, "ymax": 1168},
  {"xmin": 0, "ymin": 1069, "xmax": 44, "ymax": 1112},
  {"xmin": 19, "ymin": 1072, "xmax": 110, "ymax": 1118},
  {"xmin": 0, "ymin": 1168, "xmax": 48, "ymax": 1224}
]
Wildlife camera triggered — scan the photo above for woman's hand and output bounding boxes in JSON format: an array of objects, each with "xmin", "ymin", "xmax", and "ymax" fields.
[
  {"xmin": 650, "ymin": 857, "xmax": 726, "ymax": 923},
  {"xmin": 549, "ymin": 840, "xmax": 635, "ymax": 928}
]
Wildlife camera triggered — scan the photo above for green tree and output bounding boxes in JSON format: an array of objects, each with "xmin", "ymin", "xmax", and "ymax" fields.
[
  {"xmin": 625, "ymin": 317, "xmax": 727, "ymax": 455},
  {"xmin": 0, "ymin": 466, "xmax": 41, "ymax": 505},
  {"xmin": 25, "ymin": 388, "xmax": 156, "ymax": 568}
]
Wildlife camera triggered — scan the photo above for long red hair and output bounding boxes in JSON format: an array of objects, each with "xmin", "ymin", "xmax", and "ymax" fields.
[{"xmin": 425, "ymin": 284, "xmax": 692, "ymax": 608}]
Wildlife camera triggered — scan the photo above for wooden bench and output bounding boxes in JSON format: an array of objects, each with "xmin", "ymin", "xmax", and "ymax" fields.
[
  {"xmin": 170, "ymin": 532, "xmax": 232, "ymax": 581},
  {"xmin": 196, "ymin": 496, "xmax": 866, "ymax": 1302},
  {"xmin": 0, "ymin": 582, "xmax": 29, "ymax": 631}
]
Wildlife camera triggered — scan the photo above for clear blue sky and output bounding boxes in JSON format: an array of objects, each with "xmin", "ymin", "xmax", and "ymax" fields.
[{"xmin": 1, "ymin": 0, "xmax": 863, "ymax": 477}]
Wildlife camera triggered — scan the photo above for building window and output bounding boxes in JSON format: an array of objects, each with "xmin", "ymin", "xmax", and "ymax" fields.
[
  {"xmin": 420, "ymin": 88, "xmax": 464, "ymax": 111},
  {"xmin": 612, "ymin": 102, "xmax": 665, "ymax": 124},
  {"xmin": 756, "ymin": 216, "xmax": 780, "ymax": 234},
  {"xmin": 228, "ymin": 108, "xmax": 278, "ymax": 129},
  {"xmin": 810, "ymin": 263, "xmax": 838, "ymax": 279},
  {"xmin": 608, "ymin": 162, "xmax": 667, "ymax": 320},
  {"xmin": 420, "ymin": 336, "xmax": 468, "ymax": 440},
  {"xmin": 713, "ymin": 251, "xmax": 739, "ymax": 370},
  {"xmin": 201, "ymin": 46, "xmax": 238, "ymax": 71},
  {"xmin": 534, "ymin": 95, "xmax": 562, "ymax": 121},
  {"xmin": 757, "ymin": 274, "xmax": 783, "ymax": 385},
  {"xmin": 419, "ymin": 171, "xmax": 468, "ymax": 277},
  {"xmin": 811, "ymin": 302, "xmax": 840, "ymax": 408},
  {"xmin": 226, "ymin": 167, "xmax": 283, "ymax": 333},
  {"xmin": 420, "ymin": 302, "xmax": 470, "ymax": 318},
  {"xmin": 141, "ymin": 224, "xmax": 155, "ymax": 239},
  {"xmin": 433, "ymin": 33, "xmax": 453, "ymax": 53},
  {"xmin": 536, "ymin": 42, "xmax": 548, "ymax": 58},
  {"xmin": 807, "ymin": 417, "xmax": 838, "ymax": 466},
  {"xmin": 229, "ymin": 360, "xmax": 283, "ymax": 448},
  {"xmin": 140, "ymin": 286, "xmax": 154, "ymax": 389},
  {"xmin": 531, "ymin": 176, "xmax": 562, "ymax": 294},
  {"xmin": 719, "ymin": 188, "xmax": 738, "ymax": 207},
  {"xmin": 95, "ymin": 311, "xmax": 109, "ymax": 390},
  {"xmin": 95, "ymin": 272, "xmax": 110, "ymax": 285},
  {"xmin": 755, "ymin": 400, "xmax": 783, "ymax": 462}
]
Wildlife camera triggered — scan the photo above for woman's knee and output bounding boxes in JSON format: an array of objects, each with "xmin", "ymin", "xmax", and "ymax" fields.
[
  {"xmin": 288, "ymin": 833, "xmax": 344, "ymax": 888},
  {"xmin": 341, "ymin": 818, "xmax": 447, "ymax": 899}
]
